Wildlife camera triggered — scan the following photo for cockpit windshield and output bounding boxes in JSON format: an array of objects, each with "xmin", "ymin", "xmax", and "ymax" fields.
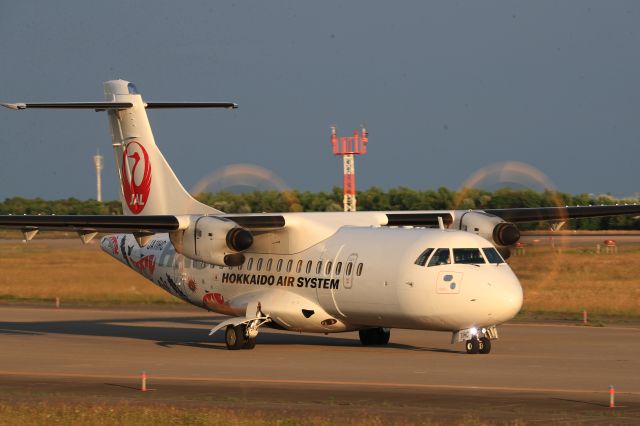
[
  {"xmin": 482, "ymin": 247, "xmax": 504, "ymax": 264},
  {"xmin": 453, "ymin": 248, "xmax": 485, "ymax": 264},
  {"xmin": 427, "ymin": 248, "xmax": 451, "ymax": 266},
  {"xmin": 414, "ymin": 248, "xmax": 434, "ymax": 266},
  {"xmin": 418, "ymin": 246, "xmax": 505, "ymax": 267}
]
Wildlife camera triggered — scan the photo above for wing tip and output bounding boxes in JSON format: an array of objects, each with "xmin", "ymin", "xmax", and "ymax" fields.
[{"xmin": 1, "ymin": 103, "xmax": 25, "ymax": 110}]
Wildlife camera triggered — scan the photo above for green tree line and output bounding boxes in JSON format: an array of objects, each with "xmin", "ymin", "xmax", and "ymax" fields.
[{"xmin": 1, "ymin": 187, "xmax": 639, "ymax": 229}]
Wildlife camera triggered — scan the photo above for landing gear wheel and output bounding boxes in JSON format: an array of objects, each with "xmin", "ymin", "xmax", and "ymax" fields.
[
  {"xmin": 225, "ymin": 324, "xmax": 247, "ymax": 350},
  {"xmin": 243, "ymin": 337, "xmax": 257, "ymax": 350},
  {"xmin": 359, "ymin": 328, "xmax": 391, "ymax": 346},
  {"xmin": 465, "ymin": 337, "xmax": 480, "ymax": 354},
  {"xmin": 376, "ymin": 328, "xmax": 391, "ymax": 345},
  {"xmin": 479, "ymin": 337, "xmax": 491, "ymax": 354}
]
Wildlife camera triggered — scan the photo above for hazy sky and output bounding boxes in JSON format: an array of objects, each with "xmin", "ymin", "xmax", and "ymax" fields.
[{"xmin": 1, "ymin": 1, "xmax": 639, "ymax": 200}]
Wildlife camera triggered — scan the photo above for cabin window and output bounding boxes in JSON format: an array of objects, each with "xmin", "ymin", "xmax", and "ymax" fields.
[
  {"xmin": 346, "ymin": 262, "xmax": 353, "ymax": 276},
  {"xmin": 266, "ymin": 258, "xmax": 272, "ymax": 271},
  {"xmin": 325, "ymin": 261, "xmax": 332, "ymax": 275},
  {"xmin": 453, "ymin": 248, "xmax": 485, "ymax": 264},
  {"xmin": 315, "ymin": 261, "xmax": 323, "ymax": 274},
  {"xmin": 276, "ymin": 259, "xmax": 283, "ymax": 272},
  {"xmin": 247, "ymin": 258, "xmax": 253, "ymax": 271},
  {"xmin": 356, "ymin": 263, "xmax": 363, "ymax": 276},
  {"xmin": 414, "ymin": 248, "xmax": 434, "ymax": 266},
  {"xmin": 306, "ymin": 260, "xmax": 312, "ymax": 274},
  {"xmin": 427, "ymin": 248, "xmax": 450, "ymax": 267},
  {"xmin": 296, "ymin": 260, "xmax": 303, "ymax": 273},
  {"xmin": 482, "ymin": 247, "xmax": 504, "ymax": 264},
  {"xmin": 256, "ymin": 258, "xmax": 263, "ymax": 271},
  {"xmin": 286, "ymin": 259, "xmax": 293, "ymax": 272},
  {"xmin": 335, "ymin": 262, "xmax": 342, "ymax": 275}
]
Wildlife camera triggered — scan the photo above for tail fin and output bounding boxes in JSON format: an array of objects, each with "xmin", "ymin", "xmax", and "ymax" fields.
[{"xmin": 104, "ymin": 80, "xmax": 221, "ymax": 216}]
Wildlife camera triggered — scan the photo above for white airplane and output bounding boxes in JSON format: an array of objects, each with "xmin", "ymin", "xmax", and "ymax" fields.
[{"xmin": 2, "ymin": 80, "xmax": 639, "ymax": 354}]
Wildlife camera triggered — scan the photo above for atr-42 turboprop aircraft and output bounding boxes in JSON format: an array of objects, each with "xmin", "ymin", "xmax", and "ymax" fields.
[{"xmin": 2, "ymin": 80, "xmax": 639, "ymax": 354}]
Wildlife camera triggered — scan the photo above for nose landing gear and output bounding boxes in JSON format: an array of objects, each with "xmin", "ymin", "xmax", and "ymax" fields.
[
  {"xmin": 478, "ymin": 337, "xmax": 491, "ymax": 354},
  {"xmin": 464, "ymin": 336, "xmax": 491, "ymax": 354},
  {"xmin": 465, "ymin": 337, "xmax": 480, "ymax": 354},
  {"xmin": 454, "ymin": 326, "xmax": 498, "ymax": 354}
]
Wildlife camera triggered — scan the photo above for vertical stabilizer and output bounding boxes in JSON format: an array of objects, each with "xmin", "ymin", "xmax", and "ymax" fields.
[{"xmin": 104, "ymin": 80, "xmax": 221, "ymax": 216}]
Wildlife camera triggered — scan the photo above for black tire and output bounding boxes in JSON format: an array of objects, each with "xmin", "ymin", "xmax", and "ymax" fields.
[
  {"xmin": 225, "ymin": 324, "xmax": 247, "ymax": 350},
  {"xmin": 376, "ymin": 328, "xmax": 391, "ymax": 345},
  {"xmin": 359, "ymin": 328, "xmax": 391, "ymax": 346},
  {"xmin": 479, "ymin": 337, "xmax": 491, "ymax": 354},
  {"xmin": 243, "ymin": 337, "xmax": 257, "ymax": 350},
  {"xmin": 465, "ymin": 337, "xmax": 480, "ymax": 354},
  {"xmin": 359, "ymin": 329, "xmax": 373, "ymax": 345}
]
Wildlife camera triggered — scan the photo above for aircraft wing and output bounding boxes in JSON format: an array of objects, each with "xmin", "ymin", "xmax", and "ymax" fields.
[
  {"xmin": 0, "ymin": 215, "xmax": 182, "ymax": 234},
  {"xmin": 483, "ymin": 204, "xmax": 640, "ymax": 223},
  {"xmin": 0, "ymin": 205, "xmax": 637, "ymax": 241},
  {"xmin": 369, "ymin": 205, "xmax": 640, "ymax": 227},
  {"xmin": 0, "ymin": 214, "xmax": 286, "ymax": 240}
]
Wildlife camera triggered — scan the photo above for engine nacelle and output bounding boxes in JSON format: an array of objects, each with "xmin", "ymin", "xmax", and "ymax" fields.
[
  {"xmin": 455, "ymin": 211, "xmax": 520, "ymax": 259},
  {"xmin": 170, "ymin": 216, "xmax": 253, "ymax": 267}
]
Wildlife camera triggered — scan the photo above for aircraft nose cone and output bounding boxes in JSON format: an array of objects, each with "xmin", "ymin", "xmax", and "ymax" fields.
[{"xmin": 496, "ymin": 275, "xmax": 523, "ymax": 322}]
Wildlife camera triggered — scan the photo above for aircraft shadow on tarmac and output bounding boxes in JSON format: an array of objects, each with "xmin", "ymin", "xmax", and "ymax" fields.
[{"xmin": 0, "ymin": 314, "xmax": 464, "ymax": 353}]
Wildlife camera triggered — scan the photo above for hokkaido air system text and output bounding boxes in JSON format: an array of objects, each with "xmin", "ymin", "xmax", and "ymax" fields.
[{"xmin": 221, "ymin": 273, "xmax": 340, "ymax": 289}]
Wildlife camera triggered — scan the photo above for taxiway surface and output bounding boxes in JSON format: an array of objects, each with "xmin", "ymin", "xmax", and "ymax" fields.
[{"xmin": 1, "ymin": 305, "xmax": 638, "ymax": 423}]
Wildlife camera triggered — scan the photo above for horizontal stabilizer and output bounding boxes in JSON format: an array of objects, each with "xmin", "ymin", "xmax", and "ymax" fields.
[
  {"xmin": 145, "ymin": 102, "xmax": 238, "ymax": 109},
  {"xmin": 2, "ymin": 102, "xmax": 238, "ymax": 111},
  {"xmin": 1, "ymin": 102, "xmax": 133, "ymax": 110}
]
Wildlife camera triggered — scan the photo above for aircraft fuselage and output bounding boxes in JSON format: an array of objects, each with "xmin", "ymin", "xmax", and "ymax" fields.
[{"xmin": 101, "ymin": 226, "xmax": 523, "ymax": 334}]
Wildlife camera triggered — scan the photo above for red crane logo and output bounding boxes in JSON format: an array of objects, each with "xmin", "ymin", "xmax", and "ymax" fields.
[{"xmin": 121, "ymin": 141, "xmax": 152, "ymax": 214}]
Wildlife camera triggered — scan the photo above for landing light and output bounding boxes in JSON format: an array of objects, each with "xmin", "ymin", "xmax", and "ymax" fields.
[{"xmin": 470, "ymin": 327, "xmax": 478, "ymax": 336}]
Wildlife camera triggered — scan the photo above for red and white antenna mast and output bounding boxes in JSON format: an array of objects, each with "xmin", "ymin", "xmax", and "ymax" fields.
[{"xmin": 331, "ymin": 126, "xmax": 368, "ymax": 212}]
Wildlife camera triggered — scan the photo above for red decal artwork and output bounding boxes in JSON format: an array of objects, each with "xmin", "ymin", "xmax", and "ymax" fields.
[
  {"xmin": 121, "ymin": 141, "xmax": 152, "ymax": 214},
  {"xmin": 133, "ymin": 255, "xmax": 156, "ymax": 275},
  {"xmin": 214, "ymin": 293, "xmax": 224, "ymax": 305},
  {"xmin": 203, "ymin": 292, "xmax": 224, "ymax": 309},
  {"xmin": 103, "ymin": 236, "xmax": 119, "ymax": 255}
]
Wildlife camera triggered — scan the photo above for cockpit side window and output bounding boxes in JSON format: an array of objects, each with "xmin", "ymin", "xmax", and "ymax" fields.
[
  {"xmin": 427, "ymin": 248, "xmax": 450, "ymax": 267},
  {"xmin": 453, "ymin": 248, "xmax": 486, "ymax": 264},
  {"xmin": 482, "ymin": 247, "xmax": 504, "ymax": 264},
  {"xmin": 414, "ymin": 248, "xmax": 434, "ymax": 266}
]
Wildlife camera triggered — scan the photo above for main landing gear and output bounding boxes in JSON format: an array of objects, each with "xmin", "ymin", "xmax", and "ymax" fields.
[
  {"xmin": 359, "ymin": 327, "xmax": 391, "ymax": 346},
  {"xmin": 225, "ymin": 324, "xmax": 257, "ymax": 350},
  {"xmin": 211, "ymin": 303, "xmax": 271, "ymax": 350}
]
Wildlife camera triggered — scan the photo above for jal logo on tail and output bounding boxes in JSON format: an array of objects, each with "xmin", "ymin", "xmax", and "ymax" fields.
[{"xmin": 121, "ymin": 141, "xmax": 152, "ymax": 214}]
